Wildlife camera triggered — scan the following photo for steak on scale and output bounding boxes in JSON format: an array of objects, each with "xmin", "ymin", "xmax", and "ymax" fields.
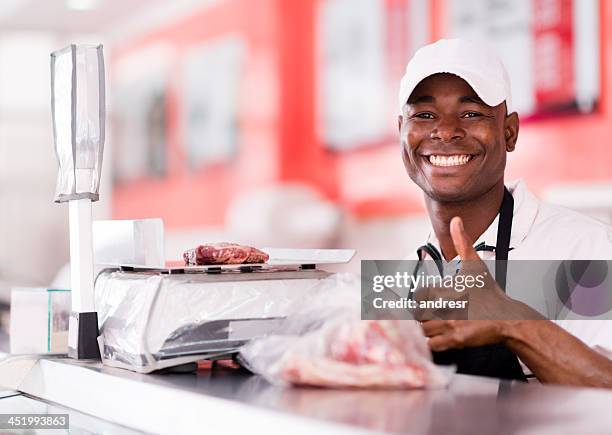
[{"xmin": 183, "ymin": 243, "xmax": 269, "ymax": 265}]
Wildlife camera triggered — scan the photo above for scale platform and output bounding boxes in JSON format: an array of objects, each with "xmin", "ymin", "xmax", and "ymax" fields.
[{"xmin": 112, "ymin": 248, "xmax": 355, "ymax": 275}]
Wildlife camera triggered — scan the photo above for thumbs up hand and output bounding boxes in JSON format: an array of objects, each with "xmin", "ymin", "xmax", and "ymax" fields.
[
  {"xmin": 418, "ymin": 216, "xmax": 544, "ymax": 352},
  {"xmin": 414, "ymin": 216, "xmax": 512, "ymax": 321},
  {"xmin": 450, "ymin": 215, "xmax": 513, "ymax": 319}
]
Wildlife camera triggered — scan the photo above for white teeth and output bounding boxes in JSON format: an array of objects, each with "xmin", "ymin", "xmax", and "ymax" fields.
[{"xmin": 428, "ymin": 155, "xmax": 472, "ymax": 167}]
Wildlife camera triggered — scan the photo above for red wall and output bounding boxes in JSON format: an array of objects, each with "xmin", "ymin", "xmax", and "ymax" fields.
[
  {"xmin": 111, "ymin": 0, "xmax": 283, "ymax": 227},
  {"xmin": 112, "ymin": 0, "xmax": 612, "ymax": 228}
]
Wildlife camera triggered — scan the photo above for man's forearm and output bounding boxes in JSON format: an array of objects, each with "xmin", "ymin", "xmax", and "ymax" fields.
[{"xmin": 501, "ymin": 320, "xmax": 612, "ymax": 387}]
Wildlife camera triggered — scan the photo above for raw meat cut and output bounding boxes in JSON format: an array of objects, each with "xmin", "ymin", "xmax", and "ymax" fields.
[
  {"xmin": 183, "ymin": 243, "xmax": 269, "ymax": 265},
  {"xmin": 279, "ymin": 320, "xmax": 440, "ymax": 388}
]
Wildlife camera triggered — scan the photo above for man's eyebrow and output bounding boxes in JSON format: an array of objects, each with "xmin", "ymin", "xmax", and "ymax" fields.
[
  {"xmin": 459, "ymin": 95, "xmax": 486, "ymax": 105},
  {"xmin": 408, "ymin": 95, "xmax": 488, "ymax": 105},
  {"xmin": 407, "ymin": 95, "xmax": 434, "ymax": 104}
]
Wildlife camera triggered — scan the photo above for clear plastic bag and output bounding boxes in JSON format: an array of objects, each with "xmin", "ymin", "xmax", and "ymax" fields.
[{"xmin": 239, "ymin": 273, "xmax": 452, "ymax": 389}]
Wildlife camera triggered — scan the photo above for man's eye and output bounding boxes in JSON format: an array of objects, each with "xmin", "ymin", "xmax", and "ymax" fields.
[
  {"xmin": 462, "ymin": 111, "xmax": 482, "ymax": 118},
  {"xmin": 413, "ymin": 112, "xmax": 435, "ymax": 119}
]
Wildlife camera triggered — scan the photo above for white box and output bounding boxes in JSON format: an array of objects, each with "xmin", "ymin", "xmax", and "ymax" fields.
[
  {"xmin": 10, "ymin": 288, "xmax": 70, "ymax": 354},
  {"xmin": 93, "ymin": 219, "xmax": 164, "ymax": 267}
]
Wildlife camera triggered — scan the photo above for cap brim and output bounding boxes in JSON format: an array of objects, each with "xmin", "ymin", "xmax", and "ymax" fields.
[{"xmin": 398, "ymin": 65, "xmax": 507, "ymax": 112}]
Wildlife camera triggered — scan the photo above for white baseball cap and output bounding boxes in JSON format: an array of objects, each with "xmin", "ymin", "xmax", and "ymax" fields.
[{"xmin": 398, "ymin": 38, "xmax": 513, "ymax": 114}]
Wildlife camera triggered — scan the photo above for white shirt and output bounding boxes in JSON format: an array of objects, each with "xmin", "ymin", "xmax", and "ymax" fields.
[{"xmin": 413, "ymin": 179, "xmax": 612, "ymax": 354}]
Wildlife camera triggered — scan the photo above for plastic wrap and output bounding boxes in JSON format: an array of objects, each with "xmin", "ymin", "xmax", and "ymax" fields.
[
  {"xmin": 51, "ymin": 44, "xmax": 105, "ymax": 203},
  {"xmin": 239, "ymin": 274, "xmax": 452, "ymax": 389},
  {"xmin": 95, "ymin": 269, "xmax": 329, "ymax": 373}
]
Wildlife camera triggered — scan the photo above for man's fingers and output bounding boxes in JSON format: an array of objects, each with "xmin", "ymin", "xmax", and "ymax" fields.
[
  {"xmin": 450, "ymin": 216, "xmax": 479, "ymax": 261},
  {"xmin": 420, "ymin": 319, "xmax": 454, "ymax": 337},
  {"xmin": 427, "ymin": 335, "xmax": 452, "ymax": 352},
  {"xmin": 425, "ymin": 323, "xmax": 469, "ymax": 351},
  {"xmin": 425, "ymin": 321, "xmax": 506, "ymax": 350}
]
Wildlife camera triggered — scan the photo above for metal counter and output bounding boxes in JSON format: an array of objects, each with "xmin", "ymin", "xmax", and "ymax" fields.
[
  {"xmin": 5, "ymin": 355, "xmax": 612, "ymax": 434},
  {"xmin": 145, "ymin": 363, "xmax": 612, "ymax": 434}
]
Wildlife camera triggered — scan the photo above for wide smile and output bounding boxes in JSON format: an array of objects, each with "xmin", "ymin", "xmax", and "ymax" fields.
[{"xmin": 424, "ymin": 154, "xmax": 476, "ymax": 168}]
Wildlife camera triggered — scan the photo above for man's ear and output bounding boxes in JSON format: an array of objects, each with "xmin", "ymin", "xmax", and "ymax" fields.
[
  {"xmin": 504, "ymin": 112, "xmax": 519, "ymax": 152},
  {"xmin": 398, "ymin": 115, "xmax": 403, "ymax": 132}
]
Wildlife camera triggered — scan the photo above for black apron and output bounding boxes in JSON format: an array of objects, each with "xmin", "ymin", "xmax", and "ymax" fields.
[{"xmin": 416, "ymin": 187, "xmax": 527, "ymax": 381}]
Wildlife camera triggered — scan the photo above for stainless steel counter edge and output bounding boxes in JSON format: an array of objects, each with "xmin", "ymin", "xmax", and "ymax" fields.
[{"xmin": 12, "ymin": 357, "xmax": 372, "ymax": 435}]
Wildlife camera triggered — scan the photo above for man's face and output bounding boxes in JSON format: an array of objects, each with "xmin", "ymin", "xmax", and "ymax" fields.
[{"xmin": 399, "ymin": 73, "xmax": 518, "ymax": 203}]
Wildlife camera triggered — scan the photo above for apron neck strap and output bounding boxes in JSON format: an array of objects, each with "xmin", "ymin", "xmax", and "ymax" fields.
[
  {"xmin": 494, "ymin": 186, "xmax": 514, "ymax": 290},
  {"xmin": 416, "ymin": 186, "xmax": 515, "ymax": 290}
]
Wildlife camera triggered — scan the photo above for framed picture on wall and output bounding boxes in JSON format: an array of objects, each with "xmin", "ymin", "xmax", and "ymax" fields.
[
  {"xmin": 112, "ymin": 43, "xmax": 173, "ymax": 183},
  {"xmin": 450, "ymin": 0, "xmax": 600, "ymax": 118},
  {"xmin": 181, "ymin": 36, "xmax": 245, "ymax": 170},
  {"xmin": 317, "ymin": 0, "xmax": 387, "ymax": 151}
]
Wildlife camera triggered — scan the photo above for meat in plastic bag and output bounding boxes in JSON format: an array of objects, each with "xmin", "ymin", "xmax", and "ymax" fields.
[{"xmin": 239, "ymin": 273, "xmax": 452, "ymax": 389}]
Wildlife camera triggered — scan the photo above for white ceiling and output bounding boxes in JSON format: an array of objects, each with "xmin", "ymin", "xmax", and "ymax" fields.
[
  {"xmin": 0, "ymin": 0, "xmax": 214, "ymax": 36},
  {"xmin": 0, "ymin": 0, "xmax": 166, "ymax": 33}
]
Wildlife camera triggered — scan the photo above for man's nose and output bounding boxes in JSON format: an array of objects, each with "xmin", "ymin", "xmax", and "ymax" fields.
[{"xmin": 430, "ymin": 118, "xmax": 465, "ymax": 142}]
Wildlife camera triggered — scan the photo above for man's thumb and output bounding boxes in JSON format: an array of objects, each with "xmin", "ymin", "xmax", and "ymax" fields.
[{"xmin": 450, "ymin": 217, "xmax": 479, "ymax": 261}]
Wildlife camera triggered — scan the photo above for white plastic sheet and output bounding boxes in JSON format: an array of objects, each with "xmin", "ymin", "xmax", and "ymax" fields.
[{"xmin": 95, "ymin": 269, "xmax": 328, "ymax": 373}]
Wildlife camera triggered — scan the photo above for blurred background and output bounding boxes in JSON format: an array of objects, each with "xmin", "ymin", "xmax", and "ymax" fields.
[{"xmin": 1, "ymin": 0, "xmax": 611, "ymax": 307}]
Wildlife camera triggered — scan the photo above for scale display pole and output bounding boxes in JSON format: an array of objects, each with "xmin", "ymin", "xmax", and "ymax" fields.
[{"xmin": 50, "ymin": 44, "xmax": 105, "ymax": 359}]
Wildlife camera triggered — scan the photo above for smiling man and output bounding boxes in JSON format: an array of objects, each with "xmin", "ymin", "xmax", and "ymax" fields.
[{"xmin": 398, "ymin": 39, "xmax": 612, "ymax": 381}]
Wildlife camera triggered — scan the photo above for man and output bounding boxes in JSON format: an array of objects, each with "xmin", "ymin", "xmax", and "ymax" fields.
[{"xmin": 397, "ymin": 38, "xmax": 612, "ymax": 384}]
